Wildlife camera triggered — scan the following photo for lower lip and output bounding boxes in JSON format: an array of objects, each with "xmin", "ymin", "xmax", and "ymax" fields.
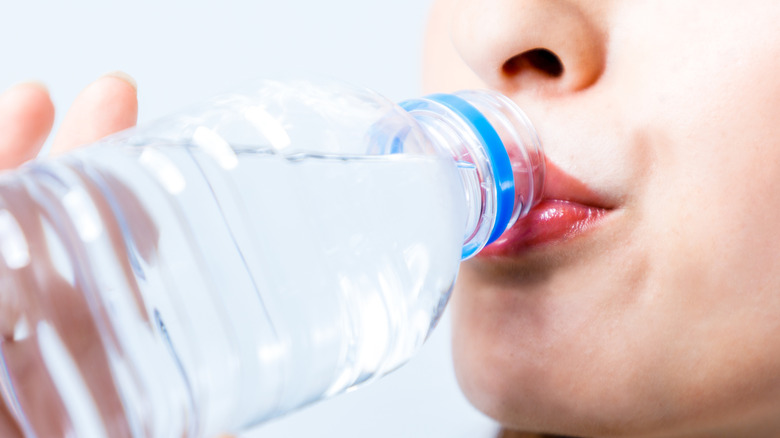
[{"xmin": 479, "ymin": 200, "xmax": 609, "ymax": 257}]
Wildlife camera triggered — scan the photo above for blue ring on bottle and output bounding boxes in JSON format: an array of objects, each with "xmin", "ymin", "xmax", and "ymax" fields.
[{"xmin": 425, "ymin": 94, "xmax": 515, "ymax": 246}]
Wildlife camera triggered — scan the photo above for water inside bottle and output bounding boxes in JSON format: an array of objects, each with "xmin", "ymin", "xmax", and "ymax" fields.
[{"xmin": 0, "ymin": 142, "xmax": 469, "ymax": 436}]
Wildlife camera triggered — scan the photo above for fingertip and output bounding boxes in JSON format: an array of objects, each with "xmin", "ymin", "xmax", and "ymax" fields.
[
  {"xmin": 88, "ymin": 72, "xmax": 139, "ymax": 118},
  {"xmin": 101, "ymin": 70, "xmax": 137, "ymax": 91},
  {"xmin": 50, "ymin": 72, "xmax": 139, "ymax": 155},
  {"xmin": 8, "ymin": 80, "xmax": 50, "ymax": 95},
  {"xmin": 1, "ymin": 81, "xmax": 56, "ymax": 122},
  {"xmin": 0, "ymin": 81, "xmax": 56, "ymax": 168}
]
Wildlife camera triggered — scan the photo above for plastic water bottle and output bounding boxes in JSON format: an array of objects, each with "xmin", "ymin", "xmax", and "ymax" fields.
[{"xmin": 0, "ymin": 80, "xmax": 544, "ymax": 437}]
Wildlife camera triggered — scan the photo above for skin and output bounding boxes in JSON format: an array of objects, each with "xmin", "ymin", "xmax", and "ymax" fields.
[
  {"xmin": 0, "ymin": 75, "xmax": 239, "ymax": 438},
  {"xmin": 0, "ymin": 74, "xmax": 138, "ymax": 436},
  {"xmin": 424, "ymin": 0, "xmax": 780, "ymax": 437}
]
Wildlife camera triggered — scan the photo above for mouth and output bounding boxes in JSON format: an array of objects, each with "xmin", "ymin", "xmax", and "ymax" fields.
[{"xmin": 479, "ymin": 160, "xmax": 615, "ymax": 257}]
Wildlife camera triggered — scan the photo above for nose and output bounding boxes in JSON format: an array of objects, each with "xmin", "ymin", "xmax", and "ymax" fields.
[{"xmin": 450, "ymin": 0, "xmax": 606, "ymax": 95}]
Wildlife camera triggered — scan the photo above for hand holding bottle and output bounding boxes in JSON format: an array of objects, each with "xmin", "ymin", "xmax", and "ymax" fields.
[{"xmin": 0, "ymin": 74, "xmax": 138, "ymax": 437}]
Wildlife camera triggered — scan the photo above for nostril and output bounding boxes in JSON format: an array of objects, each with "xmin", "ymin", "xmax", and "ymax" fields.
[{"xmin": 502, "ymin": 49, "xmax": 564, "ymax": 78}]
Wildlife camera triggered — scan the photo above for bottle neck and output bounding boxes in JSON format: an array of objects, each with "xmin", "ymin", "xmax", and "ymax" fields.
[{"xmin": 401, "ymin": 91, "xmax": 545, "ymax": 259}]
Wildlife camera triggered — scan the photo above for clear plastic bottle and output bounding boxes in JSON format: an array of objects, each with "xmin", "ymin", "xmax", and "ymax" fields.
[{"xmin": 0, "ymin": 80, "xmax": 544, "ymax": 437}]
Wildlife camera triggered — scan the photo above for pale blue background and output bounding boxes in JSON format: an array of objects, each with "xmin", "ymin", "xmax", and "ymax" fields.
[{"xmin": 0, "ymin": 1, "xmax": 499, "ymax": 436}]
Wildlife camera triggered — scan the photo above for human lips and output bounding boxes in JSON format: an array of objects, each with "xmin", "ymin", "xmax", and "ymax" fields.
[{"xmin": 480, "ymin": 160, "xmax": 614, "ymax": 256}]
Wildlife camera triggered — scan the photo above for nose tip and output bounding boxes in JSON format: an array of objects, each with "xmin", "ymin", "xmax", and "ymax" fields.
[{"xmin": 451, "ymin": 0, "xmax": 606, "ymax": 95}]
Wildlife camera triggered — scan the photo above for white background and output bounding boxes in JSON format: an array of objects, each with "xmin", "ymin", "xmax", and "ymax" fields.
[{"xmin": 0, "ymin": 1, "xmax": 498, "ymax": 437}]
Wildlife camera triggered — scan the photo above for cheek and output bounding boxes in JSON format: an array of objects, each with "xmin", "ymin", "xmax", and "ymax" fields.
[
  {"xmin": 640, "ymin": 29, "xmax": 780, "ymax": 320},
  {"xmin": 629, "ymin": 138, "xmax": 780, "ymax": 433},
  {"xmin": 605, "ymin": 0, "xmax": 780, "ymax": 379},
  {"xmin": 616, "ymin": 10, "xmax": 780, "ymax": 425},
  {"xmin": 642, "ymin": 105, "xmax": 780, "ymax": 365}
]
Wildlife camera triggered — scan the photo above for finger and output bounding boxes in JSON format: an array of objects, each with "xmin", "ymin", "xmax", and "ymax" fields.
[
  {"xmin": 0, "ymin": 82, "xmax": 55, "ymax": 169},
  {"xmin": 0, "ymin": 388, "xmax": 24, "ymax": 438},
  {"xmin": 50, "ymin": 72, "xmax": 138, "ymax": 156},
  {"xmin": 0, "ymin": 338, "xmax": 71, "ymax": 436}
]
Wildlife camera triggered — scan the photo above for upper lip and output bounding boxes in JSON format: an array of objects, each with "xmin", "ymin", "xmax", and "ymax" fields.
[{"xmin": 539, "ymin": 158, "xmax": 616, "ymax": 210}]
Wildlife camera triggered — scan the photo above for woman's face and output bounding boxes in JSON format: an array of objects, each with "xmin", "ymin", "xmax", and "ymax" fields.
[{"xmin": 425, "ymin": 1, "xmax": 780, "ymax": 436}]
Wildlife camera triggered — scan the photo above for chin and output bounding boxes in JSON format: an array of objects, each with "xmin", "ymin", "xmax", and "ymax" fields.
[{"xmin": 448, "ymin": 267, "xmax": 667, "ymax": 438}]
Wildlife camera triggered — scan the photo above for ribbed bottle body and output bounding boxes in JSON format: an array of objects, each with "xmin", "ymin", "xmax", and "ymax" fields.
[{"xmin": 0, "ymin": 80, "xmax": 473, "ymax": 437}]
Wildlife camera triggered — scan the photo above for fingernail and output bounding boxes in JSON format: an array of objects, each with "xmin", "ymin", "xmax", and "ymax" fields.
[
  {"xmin": 3, "ymin": 80, "xmax": 49, "ymax": 95},
  {"xmin": 101, "ymin": 71, "xmax": 137, "ymax": 91}
]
